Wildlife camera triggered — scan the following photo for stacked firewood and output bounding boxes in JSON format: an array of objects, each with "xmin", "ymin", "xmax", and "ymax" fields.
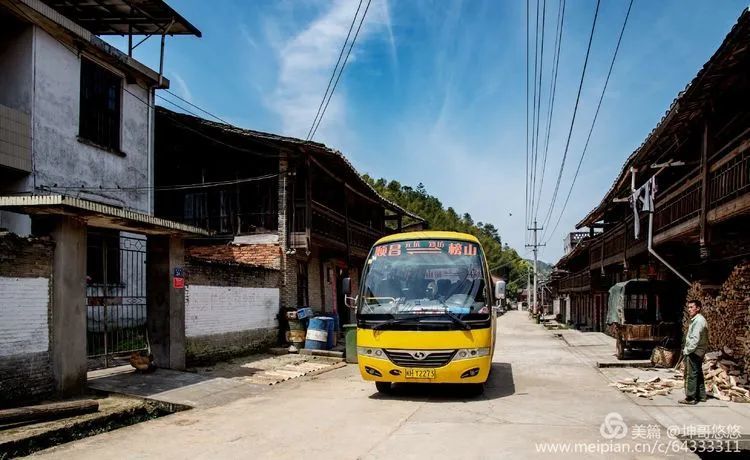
[
  {"xmin": 703, "ymin": 347, "xmax": 750, "ymax": 403},
  {"xmin": 685, "ymin": 262, "xmax": 750, "ymax": 384},
  {"xmin": 610, "ymin": 376, "xmax": 683, "ymax": 399}
]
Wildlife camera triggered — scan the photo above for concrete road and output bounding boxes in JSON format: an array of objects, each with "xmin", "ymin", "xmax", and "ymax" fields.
[{"xmin": 33, "ymin": 311, "xmax": 695, "ymax": 459}]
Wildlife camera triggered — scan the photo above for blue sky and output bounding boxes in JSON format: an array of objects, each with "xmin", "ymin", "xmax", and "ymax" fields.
[{"xmin": 109, "ymin": 0, "xmax": 749, "ymax": 262}]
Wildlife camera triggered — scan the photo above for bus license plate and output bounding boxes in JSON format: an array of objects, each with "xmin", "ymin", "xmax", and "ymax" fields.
[{"xmin": 404, "ymin": 369, "xmax": 436, "ymax": 379}]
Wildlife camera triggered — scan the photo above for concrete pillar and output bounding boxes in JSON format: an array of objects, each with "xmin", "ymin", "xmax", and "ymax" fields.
[
  {"xmin": 49, "ymin": 216, "xmax": 87, "ymax": 397},
  {"xmin": 146, "ymin": 235, "xmax": 185, "ymax": 370}
]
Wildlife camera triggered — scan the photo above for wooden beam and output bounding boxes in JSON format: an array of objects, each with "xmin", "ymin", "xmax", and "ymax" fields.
[
  {"xmin": 0, "ymin": 400, "xmax": 98, "ymax": 425},
  {"xmin": 699, "ymin": 119, "xmax": 710, "ymax": 256},
  {"xmin": 344, "ymin": 186, "xmax": 351, "ymax": 264},
  {"xmin": 707, "ymin": 193, "xmax": 750, "ymax": 224},
  {"xmin": 305, "ymin": 156, "xmax": 312, "ymax": 249},
  {"xmin": 653, "ymin": 216, "xmax": 699, "ymax": 245}
]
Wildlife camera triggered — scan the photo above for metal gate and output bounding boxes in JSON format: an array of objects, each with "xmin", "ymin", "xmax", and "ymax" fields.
[{"xmin": 86, "ymin": 232, "xmax": 148, "ymax": 369}]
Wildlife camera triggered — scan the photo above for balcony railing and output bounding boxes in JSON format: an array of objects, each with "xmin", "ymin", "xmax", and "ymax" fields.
[
  {"xmin": 292, "ymin": 201, "xmax": 384, "ymax": 253},
  {"xmin": 560, "ymin": 270, "xmax": 591, "ymax": 291},
  {"xmin": 709, "ymin": 149, "xmax": 750, "ymax": 208},
  {"xmin": 653, "ymin": 179, "xmax": 701, "ymax": 233}
]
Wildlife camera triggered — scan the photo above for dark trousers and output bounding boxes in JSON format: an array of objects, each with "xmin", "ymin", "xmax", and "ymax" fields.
[{"xmin": 685, "ymin": 352, "xmax": 706, "ymax": 401}]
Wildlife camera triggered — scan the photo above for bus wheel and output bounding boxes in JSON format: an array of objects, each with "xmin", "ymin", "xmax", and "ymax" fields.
[
  {"xmin": 467, "ymin": 383, "xmax": 485, "ymax": 397},
  {"xmin": 375, "ymin": 382, "xmax": 392, "ymax": 394}
]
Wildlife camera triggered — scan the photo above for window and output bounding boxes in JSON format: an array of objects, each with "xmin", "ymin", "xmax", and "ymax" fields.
[
  {"xmin": 87, "ymin": 230, "xmax": 120, "ymax": 285},
  {"xmin": 79, "ymin": 58, "xmax": 121, "ymax": 151}
]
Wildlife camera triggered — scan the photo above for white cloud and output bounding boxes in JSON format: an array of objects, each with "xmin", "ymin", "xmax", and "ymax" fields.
[
  {"xmin": 170, "ymin": 73, "xmax": 193, "ymax": 104},
  {"xmin": 266, "ymin": 0, "xmax": 394, "ymax": 140}
]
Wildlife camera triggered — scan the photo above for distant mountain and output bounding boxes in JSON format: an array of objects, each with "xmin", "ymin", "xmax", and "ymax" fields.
[{"xmin": 526, "ymin": 260, "xmax": 553, "ymax": 278}]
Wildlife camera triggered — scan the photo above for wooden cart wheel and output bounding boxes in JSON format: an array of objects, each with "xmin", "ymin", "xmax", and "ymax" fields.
[{"xmin": 616, "ymin": 337, "xmax": 625, "ymax": 360}]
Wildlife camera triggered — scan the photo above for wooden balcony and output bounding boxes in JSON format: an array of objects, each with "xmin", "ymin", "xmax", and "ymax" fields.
[
  {"xmin": 559, "ymin": 270, "xmax": 591, "ymax": 292},
  {"xmin": 291, "ymin": 200, "xmax": 383, "ymax": 258}
]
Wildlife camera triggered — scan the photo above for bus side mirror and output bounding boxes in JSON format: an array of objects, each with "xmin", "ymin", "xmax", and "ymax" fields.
[
  {"xmin": 494, "ymin": 280, "xmax": 506, "ymax": 300},
  {"xmin": 342, "ymin": 277, "xmax": 357, "ymax": 309}
]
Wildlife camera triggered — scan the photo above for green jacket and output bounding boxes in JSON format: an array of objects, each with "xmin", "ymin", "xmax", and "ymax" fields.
[{"xmin": 683, "ymin": 313, "xmax": 709, "ymax": 357}]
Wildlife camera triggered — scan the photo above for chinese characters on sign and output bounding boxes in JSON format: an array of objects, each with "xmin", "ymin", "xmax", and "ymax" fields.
[{"xmin": 373, "ymin": 241, "xmax": 478, "ymax": 257}]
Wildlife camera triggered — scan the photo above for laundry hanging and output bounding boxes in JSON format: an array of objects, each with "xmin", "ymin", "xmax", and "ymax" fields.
[{"xmin": 631, "ymin": 177, "xmax": 656, "ymax": 239}]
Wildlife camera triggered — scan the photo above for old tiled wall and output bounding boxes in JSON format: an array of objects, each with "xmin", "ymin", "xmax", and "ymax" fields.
[
  {"xmin": 184, "ymin": 260, "xmax": 281, "ymax": 365},
  {"xmin": 0, "ymin": 234, "xmax": 55, "ymax": 405}
]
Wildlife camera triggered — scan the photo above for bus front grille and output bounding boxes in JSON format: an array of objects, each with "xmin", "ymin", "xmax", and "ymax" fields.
[{"xmin": 383, "ymin": 349, "xmax": 457, "ymax": 368}]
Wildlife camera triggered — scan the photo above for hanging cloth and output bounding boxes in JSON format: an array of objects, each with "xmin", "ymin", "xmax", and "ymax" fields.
[{"xmin": 631, "ymin": 177, "xmax": 657, "ymax": 239}]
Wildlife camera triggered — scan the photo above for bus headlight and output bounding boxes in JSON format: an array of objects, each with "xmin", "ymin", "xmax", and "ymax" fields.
[
  {"xmin": 357, "ymin": 347, "xmax": 388, "ymax": 360},
  {"xmin": 453, "ymin": 348, "xmax": 490, "ymax": 360}
]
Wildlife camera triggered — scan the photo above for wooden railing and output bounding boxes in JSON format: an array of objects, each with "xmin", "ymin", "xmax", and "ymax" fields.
[
  {"xmin": 653, "ymin": 180, "xmax": 701, "ymax": 233},
  {"xmin": 560, "ymin": 270, "xmax": 591, "ymax": 291},
  {"xmin": 709, "ymin": 148, "xmax": 750, "ymax": 208},
  {"xmin": 292, "ymin": 201, "xmax": 383, "ymax": 253}
]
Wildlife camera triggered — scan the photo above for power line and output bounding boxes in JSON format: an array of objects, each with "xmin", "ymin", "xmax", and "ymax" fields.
[
  {"xmin": 306, "ymin": 0, "xmax": 364, "ymax": 141},
  {"xmin": 41, "ymin": 173, "xmax": 280, "ymax": 193},
  {"xmin": 163, "ymin": 89, "xmax": 232, "ymax": 125},
  {"xmin": 531, "ymin": 0, "xmax": 547, "ymax": 225},
  {"xmin": 534, "ymin": 0, "xmax": 566, "ymax": 221},
  {"xmin": 525, "ymin": 0, "xmax": 530, "ymax": 243},
  {"xmin": 539, "ymin": 0, "xmax": 601, "ymax": 231},
  {"xmin": 544, "ymin": 0, "xmax": 634, "ymax": 243},
  {"xmin": 309, "ymin": 0, "xmax": 372, "ymax": 141}
]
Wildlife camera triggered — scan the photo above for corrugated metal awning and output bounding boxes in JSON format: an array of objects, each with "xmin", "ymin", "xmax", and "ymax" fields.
[{"xmin": 0, "ymin": 195, "xmax": 209, "ymax": 236}]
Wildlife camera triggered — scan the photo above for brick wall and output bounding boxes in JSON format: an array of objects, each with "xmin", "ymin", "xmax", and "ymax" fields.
[
  {"xmin": 0, "ymin": 234, "xmax": 54, "ymax": 406},
  {"xmin": 308, "ymin": 255, "xmax": 323, "ymax": 311},
  {"xmin": 184, "ymin": 260, "xmax": 281, "ymax": 365}
]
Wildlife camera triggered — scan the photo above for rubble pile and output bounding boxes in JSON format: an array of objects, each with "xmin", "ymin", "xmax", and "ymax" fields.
[
  {"xmin": 610, "ymin": 376, "xmax": 684, "ymax": 399},
  {"xmin": 703, "ymin": 347, "xmax": 750, "ymax": 403}
]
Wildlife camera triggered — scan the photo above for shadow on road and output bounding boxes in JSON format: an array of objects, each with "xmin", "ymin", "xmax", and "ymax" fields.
[{"xmin": 368, "ymin": 362, "xmax": 515, "ymax": 402}]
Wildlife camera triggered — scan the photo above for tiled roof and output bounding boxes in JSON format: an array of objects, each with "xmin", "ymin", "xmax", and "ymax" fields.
[{"xmin": 186, "ymin": 243, "xmax": 281, "ymax": 270}]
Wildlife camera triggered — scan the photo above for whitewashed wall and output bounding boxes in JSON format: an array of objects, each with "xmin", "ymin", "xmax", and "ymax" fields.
[
  {"xmin": 0, "ymin": 277, "xmax": 49, "ymax": 357},
  {"xmin": 185, "ymin": 285, "xmax": 279, "ymax": 337}
]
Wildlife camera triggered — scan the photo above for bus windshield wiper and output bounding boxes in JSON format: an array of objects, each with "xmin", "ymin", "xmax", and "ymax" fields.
[
  {"xmin": 443, "ymin": 310, "xmax": 471, "ymax": 330},
  {"xmin": 372, "ymin": 315, "xmax": 424, "ymax": 330}
]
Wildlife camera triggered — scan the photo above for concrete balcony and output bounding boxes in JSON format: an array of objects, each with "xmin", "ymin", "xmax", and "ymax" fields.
[{"xmin": 0, "ymin": 104, "xmax": 32, "ymax": 173}]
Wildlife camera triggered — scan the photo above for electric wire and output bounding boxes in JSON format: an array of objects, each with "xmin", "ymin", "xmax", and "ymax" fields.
[
  {"xmin": 539, "ymin": 0, "xmax": 601, "ymax": 231},
  {"xmin": 533, "ymin": 0, "xmax": 566, "ymax": 221},
  {"xmin": 163, "ymin": 89, "xmax": 232, "ymax": 125},
  {"xmin": 306, "ymin": 0, "xmax": 364, "ymax": 141},
  {"xmin": 531, "ymin": 0, "xmax": 547, "ymax": 226},
  {"xmin": 544, "ymin": 0, "xmax": 634, "ymax": 244},
  {"xmin": 309, "ymin": 0, "xmax": 372, "ymax": 141},
  {"xmin": 41, "ymin": 173, "xmax": 280, "ymax": 193},
  {"xmin": 525, "ymin": 0, "xmax": 530, "ymax": 244}
]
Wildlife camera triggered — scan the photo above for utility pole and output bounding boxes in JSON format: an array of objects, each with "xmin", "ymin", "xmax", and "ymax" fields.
[
  {"xmin": 526, "ymin": 220, "xmax": 545, "ymax": 314},
  {"xmin": 526, "ymin": 267, "xmax": 531, "ymax": 310}
]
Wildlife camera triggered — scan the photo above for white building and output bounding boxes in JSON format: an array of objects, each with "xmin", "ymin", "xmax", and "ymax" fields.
[{"xmin": 0, "ymin": 0, "xmax": 203, "ymax": 403}]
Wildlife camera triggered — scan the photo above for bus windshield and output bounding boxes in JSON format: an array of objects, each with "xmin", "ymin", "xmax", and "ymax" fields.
[{"xmin": 358, "ymin": 239, "xmax": 489, "ymax": 319}]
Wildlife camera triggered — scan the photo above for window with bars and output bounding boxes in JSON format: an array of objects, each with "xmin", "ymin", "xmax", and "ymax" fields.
[{"xmin": 79, "ymin": 58, "xmax": 121, "ymax": 151}]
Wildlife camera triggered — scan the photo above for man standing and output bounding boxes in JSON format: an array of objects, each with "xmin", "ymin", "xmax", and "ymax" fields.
[{"xmin": 680, "ymin": 300, "xmax": 709, "ymax": 404}]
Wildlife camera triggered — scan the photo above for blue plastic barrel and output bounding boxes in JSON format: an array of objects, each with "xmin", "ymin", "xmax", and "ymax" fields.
[{"xmin": 305, "ymin": 317, "xmax": 331, "ymax": 350}]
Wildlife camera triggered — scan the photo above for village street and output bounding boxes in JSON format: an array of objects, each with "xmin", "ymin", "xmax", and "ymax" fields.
[{"xmin": 31, "ymin": 311, "xmax": 703, "ymax": 460}]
